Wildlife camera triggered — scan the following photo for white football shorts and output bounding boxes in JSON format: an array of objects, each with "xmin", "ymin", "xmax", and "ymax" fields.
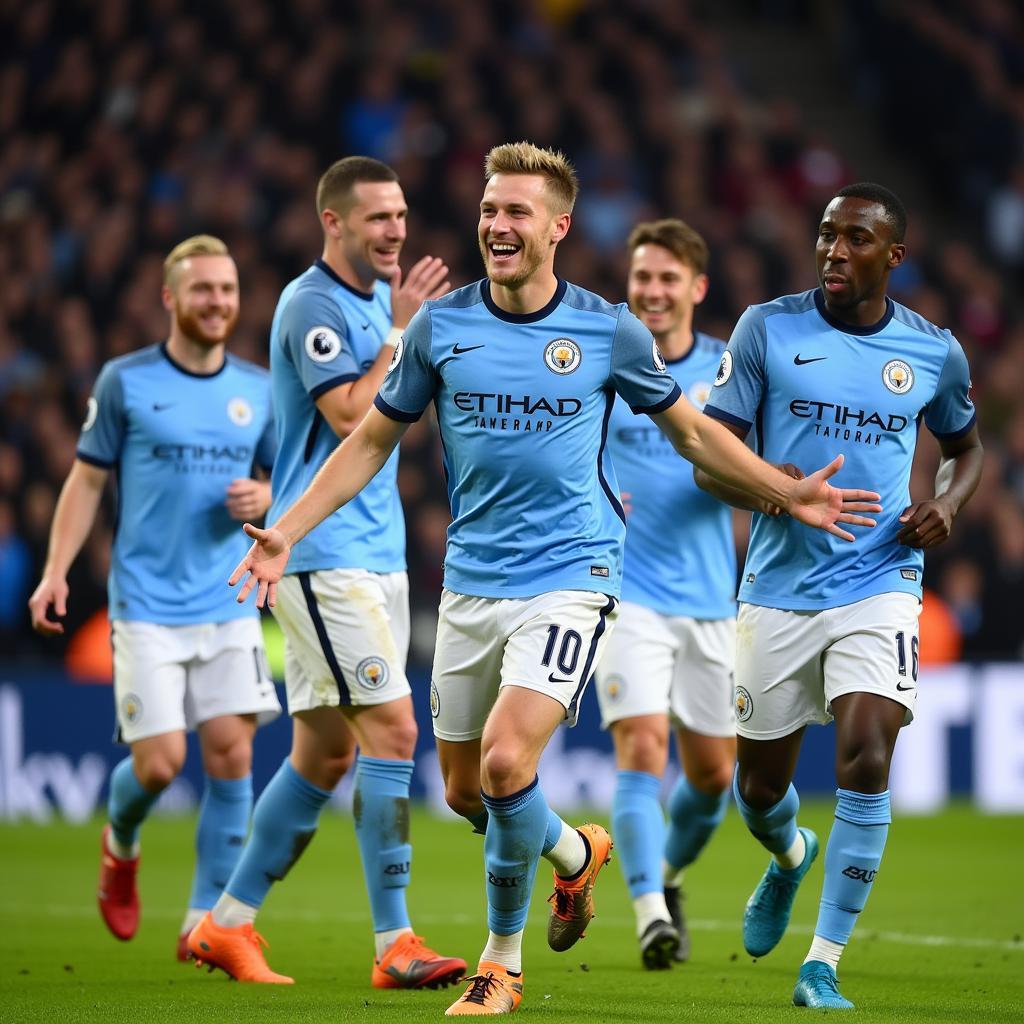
[
  {"xmin": 595, "ymin": 600, "xmax": 736, "ymax": 737},
  {"xmin": 430, "ymin": 589, "xmax": 619, "ymax": 742},
  {"xmin": 733, "ymin": 591, "xmax": 922, "ymax": 740},
  {"xmin": 272, "ymin": 568, "xmax": 411, "ymax": 714},
  {"xmin": 111, "ymin": 617, "xmax": 281, "ymax": 743}
]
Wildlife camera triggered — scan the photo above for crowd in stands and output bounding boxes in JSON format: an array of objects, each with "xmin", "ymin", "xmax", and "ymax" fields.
[{"xmin": 2, "ymin": 0, "xmax": 1021, "ymax": 666}]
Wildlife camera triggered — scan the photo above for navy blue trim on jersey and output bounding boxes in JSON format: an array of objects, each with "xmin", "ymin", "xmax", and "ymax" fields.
[
  {"xmin": 631, "ymin": 380, "xmax": 682, "ymax": 415},
  {"xmin": 314, "ymin": 258, "xmax": 375, "ymax": 301},
  {"xmin": 303, "ymin": 412, "xmax": 323, "ymax": 464},
  {"xmin": 597, "ymin": 391, "xmax": 626, "ymax": 524},
  {"xmin": 480, "ymin": 278, "xmax": 568, "ymax": 323},
  {"xmin": 374, "ymin": 394, "xmax": 423, "ymax": 422},
  {"xmin": 703, "ymin": 404, "xmax": 753, "ymax": 432},
  {"xmin": 297, "ymin": 571, "xmax": 352, "ymax": 705},
  {"xmin": 160, "ymin": 342, "xmax": 227, "ymax": 378},
  {"xmin": 77, "ymin": 450, "xmax": 115, "ymax": 469},
  {"xmin": 930, "ymin": 411, "xmax": 977, "ymax": 441},
  {"xmin": 309, "ymin": 373, "xmax": 360, "ymax": 399},
  {"xmin": 568, "ymin": 596, "xmax": 617, "ymax": 719},
  {"xmin": 813, "ymin": 289, "xmax": 895, "ymax": 336}
]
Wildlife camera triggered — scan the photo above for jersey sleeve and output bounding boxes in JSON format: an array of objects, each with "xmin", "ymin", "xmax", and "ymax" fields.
[
  {"xmin": 278, "ymin": 291, "xmax": 360, "ymax": 398},
  {"xmin": 374, "ymin": 305, "xmax": 437, "ymax": 422},
  {"xmin": 76, "ymin": 363, "xmax": 125, "ymax": 468},
  {"xmin": 608, "ymin": 308, "xmax": 681, "ymax": 413},
  {"xmin": 702, "ymin": 304, "xmax": 767, "ymax": 433},
  {"xmin": 924, "ymin": 334, "xmax": 976, "ymax": 439}
]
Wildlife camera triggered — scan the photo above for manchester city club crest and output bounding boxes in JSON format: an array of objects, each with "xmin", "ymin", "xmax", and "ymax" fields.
[
  {"xmin": 356, "ymin": 656, "xmax": 389, "ymax": 690},
  {"xmin": 121, "ymin": 692, "xmax": 144, "ymax": 724},
  {"xmin": 882, "ymin": 359, "xmax": 914, "ymax": 394},
  {"xmin": 227, "ymin": 397, "xmax": 253, "ymax": 426},
  {"xmin": 688, "ymin": 381, "xmax": 712, "ymax": 409},
  {"xmin": 544, "ymin": 337, "xmax": 582, "ymax": 374},
  {"xmin": 734, "ymin": 685, "xmax": 753, "ymax": 723},
  {"xmin": 604, "ymin": 674, "xmax": 627, "ymax": 704}
]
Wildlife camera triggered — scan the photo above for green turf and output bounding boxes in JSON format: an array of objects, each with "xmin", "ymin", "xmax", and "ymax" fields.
[{"xmin": 2, "ymin": 804, "xmax": 1021, "ymax": 1023}]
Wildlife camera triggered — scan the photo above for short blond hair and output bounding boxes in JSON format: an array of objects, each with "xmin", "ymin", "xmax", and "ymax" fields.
[
  {"xmin": 163, "ymin": 235, "xmax": 230, "ymax": 286},
  {"xmin": 484, "ymin": 141, "xmax": 579, "ymax": 214}
]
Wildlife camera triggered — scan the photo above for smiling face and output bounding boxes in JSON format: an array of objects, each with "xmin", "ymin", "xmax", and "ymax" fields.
[
  {"xmin": 333, "ymin": 180, "xmax": 408, "ymax": 282},
  {"xmin": 164, "ymin": 254, "xmax": 239, "ymax": 347},
  {"xmin": 816, "ymin": 196, "xmax": 905, "ymax": 319},
  {"xmin": 627, "ymin": 243, "xmax": 708, "ymax": 344},
  {"xmin": 477, "ymin": 173, "xmax": 568, "ymax": 290}
]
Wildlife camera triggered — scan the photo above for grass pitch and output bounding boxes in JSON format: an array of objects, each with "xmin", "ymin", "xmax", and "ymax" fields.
[{"xmin": 2, "ymin": 803, "xmax": 1021, "ymax": 1023}]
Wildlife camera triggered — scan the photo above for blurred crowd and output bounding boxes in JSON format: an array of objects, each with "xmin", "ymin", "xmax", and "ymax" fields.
[{"xmin": 2, "ymin": 0, "xmax": 1021, "ymax": 667}]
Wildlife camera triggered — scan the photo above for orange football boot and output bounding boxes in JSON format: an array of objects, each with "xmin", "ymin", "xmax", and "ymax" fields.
[
  {"xmin": 187, "ymin": 911, "xmax": 293, "ymax": 984},
  {"xmin": 372, "ymin": 931, "xmax": 467, "ymax": 989},
  {"xmin": 546, "ymin": 822, "xmax": 613, "ymax": 951},
  {"xmin": 445, "ymin": 962, "xmax": 523, "ymax": 1015}
]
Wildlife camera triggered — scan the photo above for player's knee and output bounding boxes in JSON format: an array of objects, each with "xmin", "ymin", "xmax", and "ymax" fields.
[
  {"xmin": 690, "ymin": 759, "xmax": 734, "ymax": 797},
  {"xmin": 736, "ymin": 771, "xmax": 786, "ymax": 811},
  {"xmin": 205, "ymin": 738, "xmax": 253, "ymax": 779},
  {"xmin": 614, "ymin": 721, "xmax": 668, "ymax": 773},
  {"xmin": 837, "ymin": 743, "xmax": 890, "ymax": 792},
  {"xmin": 444, "ymin": 782, "xmax": 482, "ymax": 819},
  {"xmin": 320, "ymin": 748, "xmax": 356, "ymax": 789},
  {"xmin": 134, "ymin": 758, "xmax": 180, "ymax": 792},
  {"xmin": 480, "ymin": 742, "xmax": 529, "ymax": 793}
]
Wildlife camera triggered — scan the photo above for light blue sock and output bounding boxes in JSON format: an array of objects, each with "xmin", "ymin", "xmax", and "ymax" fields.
[
  {"xmin": 225, "ymin": 759, "xmax": 331, "ymax": 908},
  {"xmin": 665, "ymin": 775, "xmax": 729, "ymax": 871},
  {"xmin": 108, "ymin": 757, "xmax": 161, "ymax": 848},
  {"xmin": 482, "ymin": 777, "xmax": 549, "ymax": 934},
  {"xmin": 353, "ymin": 756, "xmax": 414, "ymax": 934},
  {"xmin": 542, "ymin": 808, "xmax": 563, "ymax": 854},
  {"xmin": 188, "ymin": 774, "xmax": 252, "ymax": 910},
  {"xmin": 733, "ymin": 773, "xmax": 800, "ymax": 855},
  {"xmin": 612, "ymin": 770, "xmax": 664, "ymax": 897},
  {"xmin": 815, "ymin": 788, "xmax": 891, "ymax": 944}
]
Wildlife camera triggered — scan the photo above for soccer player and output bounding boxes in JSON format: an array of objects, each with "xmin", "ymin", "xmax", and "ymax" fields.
[
  {"xmin": 226, "ymin": 143, "xmax": 882, "ymax": 1016},
  {"xmin": 188, "ymin": 157, "xmax": 465, "ymax": 989},
  {"xmin": 595, "ymin": 219, "xmax": 742, "ymax": 968},
  {"xmin": 27, "ymin": 235, "xmax": 282, "ymax": 959},
  {"xmin": 699, "ymin": 183, "xmax": 983, "ymax": 1009}
]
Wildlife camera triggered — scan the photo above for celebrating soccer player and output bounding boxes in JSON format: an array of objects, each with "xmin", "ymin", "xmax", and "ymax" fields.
[
  {"xmin": 595, "ymin": 219, "xmax": 747, "ymax": 968},
  {"xmin": 699, "ymin": 183, "xmax": 983, "ymax": 1009},
  {"xmin": 28, "ymin": 236, "xmax": 281, "ymax": 959},
  {"xmin": 187, "ymin": 157, "xmax": 465, "ymax": 989},
  {"xmin": 227, "ymin": 143, "xmax": 882, "ymax": 1016}
]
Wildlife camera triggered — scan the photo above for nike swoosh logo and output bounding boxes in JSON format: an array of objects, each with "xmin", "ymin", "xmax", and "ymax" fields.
[
  {"xmin": 152, "ymin": 403, "xmax": 175, "ymax": 411},
  {"xmin": 896, "ymin": 682, "xmax": 915, "ymax": 692},
  {"xmin": 548, "ymin": 672, "xmax": 573, "ymax": 684},
  {"xmin": 360, "ymin": 322, "xmax": 371, "ymax": 330},
  {"xmin": 794, "ymin": 355, "xmax": 827, "ymax": 365},
  {"xmin": 453, "ymin": 343, "xmax": 485, "ymax": 355}
]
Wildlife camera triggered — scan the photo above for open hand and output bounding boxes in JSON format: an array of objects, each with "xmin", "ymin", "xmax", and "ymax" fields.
[
  {"xmin": 785, "ymin": 454, "xmax": 882, "ymax": 541},
  {"xmin": 390, "ymin": 255, "xmax": 451, "ymax": 329},
  {"xmin": 228, "ymin": 523, "xmax": 292, "ymax": 608},
  {"xmin": 896, "ymin": 497, "xmax": 954, "ymax": 548}
]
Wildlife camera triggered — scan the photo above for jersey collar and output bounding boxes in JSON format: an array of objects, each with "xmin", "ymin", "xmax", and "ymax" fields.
[
  {"xmin": 480, "ymin": 278, "xmax": 568, "ymax": 324},
  {"xmin": 160, "ymin": 342, "xmax": 227, "ymax": 378},
  {"xmin": 315, "ymin": 258, "xmax": 376, "ymax": 301},
  {"xmin": 813, "ymin": 288, "xmax": 894, "ymax": 336}
]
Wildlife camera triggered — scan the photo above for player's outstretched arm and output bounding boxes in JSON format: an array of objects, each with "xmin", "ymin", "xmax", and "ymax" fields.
[
  {"xmin": 897, "ymin": 424, "xmax": 983, "ymax": 549},
  {"xmin": 229, "ymin": 407, "xmax": 408, "ymax": 607},
  {"xmin": 653, "ymin": 395, "xmax": 881, "ymax": 542},
  {"xmin": 28, "ymin": 459, "xmax": 108, "ymax": 635}
]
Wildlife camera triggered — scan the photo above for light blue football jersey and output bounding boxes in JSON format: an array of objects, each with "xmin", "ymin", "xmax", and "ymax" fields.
[
  {"xmin": 375, "ymin": 279, "xmax": 681, "ymax": 598},
  {"xmin": 609, "ymin": 332, "xmax": 736, "ymax": 619},
  {"xmin": 76, "ymin": 343, "xmax": 275, "ymax": 624},
  {"xmin": 703, "ymin": 289, "xmax": 976, "ymax": 611},
  {"xmin": 268, "ymin": 260, "xmax": 404, "ymax": 574}
]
